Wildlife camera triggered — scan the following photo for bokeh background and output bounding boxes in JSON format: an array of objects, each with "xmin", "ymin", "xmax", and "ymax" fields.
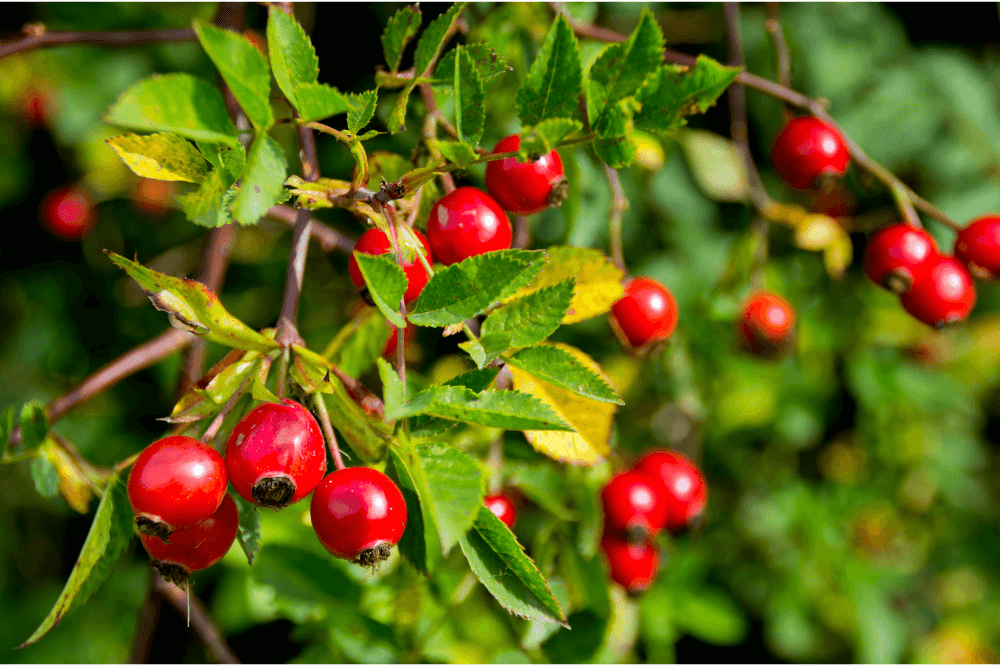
[{"xmin": 2, "ymin": 2, "xmax": 1000, "ymax": 662}]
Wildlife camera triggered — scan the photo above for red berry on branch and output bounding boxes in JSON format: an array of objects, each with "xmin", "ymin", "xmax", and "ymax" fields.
[
  {"xmin": 225, "ymin": 399, "xmax": 326, "ymax": 510},
  {"xmin": 139, "ymin": 494, "xmax": 239, "ymax": 587},
  {"xmin": 634, "ymin": 450, "xmax": 707, "ymax": 532},
  {"xmin": 383, "ymin": 322, "xmax": 417, "ymax": 359},
  {"xmin": 348, "ymin": 228, "xmax": 433, "ymax": 304},
  {"xmin": 40, "ymin": 185, "xmax": 96, "ymax": 241},
  {"xmin": 485, "ymin": 493, "xmax": 517, "ymax": 529},
  {"xmin": 954, "ymin": 214, "xmax": 1000, "ymax": 280},
  {"xmin": 772, "ymin": 117, "xmax": 850, "ymax": 190},
  {"xmin": 738, "ymin": 291, "xmax": 795, "ymax": 357},
  {"xmin": 127, "ymin": 436, "xmax": 228, "ymax": 539},
  {"xmin": 310, "ymin": 467, "xmax": 407, "ymax": 567},
  {"xmin": 426, "ymin": 186, "xmax": 511, "ymax": 265},
  {"xmin": 601, "ymin": 470, "xmax": 670, "ymax": 538},
  {"xmin": 609, "ymin": 277, "xmax": 679, "ymax": 351},
  {"xmin": 600, "ymin": 533, "xmax": 659, "ymax": 593},
  {"xmin": 900, "ymin": 255, "xmax": 976, "ymax": 328},
  {"xmin": 865, "ymin": 223, "xmax": 939, "ymax": 293},
  {"xmin": 484, "ymin": 134, "xmax": 568, "ymax": 215}
]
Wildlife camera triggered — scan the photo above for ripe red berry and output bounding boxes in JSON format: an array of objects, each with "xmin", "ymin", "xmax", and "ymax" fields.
[
  {"xmin": 900, "ymin": 255, "xmax": 976, "ymax": 328},
  {"xmin": 772, "ymin": 117, "xmax": 850, "ymax": 190},
  {"xmin": 609, "ymin": 277, "xmax": 679, "ymax": 351},
  {"xmin": 601, "ymin": 470, "xmax": 669, "ymax": 538},
  {"xmin": 127, "ymin": 436, "xmax": 228, "ymax": 539},
  {"xmin": 348, "ymin": 228, "xmax": 433, "ymax": 304},
  {"xmin": 225, "ymin": 399, "xmax": 326, "ymax": 509},
  {"xmin": 310, "ymin": 467, "xmax": 407, "ymax": 566},
  {"xmin": 634, "ymin": 450, "xmax": 707, "ymax": 532},
  {"xmin": 865, "ymin": 223, "xmax": 939, "ymax": 293},
  {"xmin": 484, "ymin": 134, "xmax": 568, "ymax": 215},
  {"xmin": 954, "ymin": 214, "xmax": 1000, "ymax": 279},
  {"xmin": 426, "ymin": 186, "xmax": 511, "ymax": 265},
  {"xmin": 19, "ymin": 84, "xmax": 56, "ymax": 127},
  {"xmin": 383, "ymin": 322, "xmax": 418, "ymax": 359},
  {"xmin": 600, "ymin": 533, "xmax": 659, "ymax": 593},
  {"xmin": 40, "ymin": 185, "xmax": 96, "ymax": 241},
  {"xmin": 738, "ymin": 291, "xmax": 795, "ymax": 357},
  {"xmin": 140, "ymin": 494, "xmax": 239, "ymax": 587},
  {"xmin": 485, "ymin": 493, "xmax": 517, "ymax": 529}
]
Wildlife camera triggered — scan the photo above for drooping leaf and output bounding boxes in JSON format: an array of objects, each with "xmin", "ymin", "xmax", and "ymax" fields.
[
  {"xmin": 516, "ymin": 15, "xmax": 582, "ymax": 126},
  {"xmin": 232, "ymin": 134, "xmax": 288, "ymax": 226},
  {"xmin": 412, "ymin": 2, "xmax": 467, "ymax": 76},
  {"xmin": 506, "ymin": 345, "xmax": 622, "ymax": 405},
  {"xmin": 481, "ymin": 279, "xmax": 574, "ymax": 349},
  {"xmin": 106, "ymin": 251, "xmax": 280, "ymax": 352},
  {"xmin": 387, "ymin": 444, "xmax": 442, "ymax": 574},
  {"xmin": 176, "ymin": 169, "xmax": 238, "ymax": 228},
  {"xmin": 266, "ymin": 5, "xmax": 319, "ymax": 108},
  {"xmin": 19, "ymin": 401, "xmax": 48, "ymax": 450},
  {"xmin": 388, "ymin": 386, "xmax": 572, "ymax": 432},
  {"xmin": 105, "ymin": 73, "xmax": 239, "ymax": 145},
  {"xmin": 20, "ymin": 471, "xmax": 134, "ymax": 647},
  {"xmin": 106, "ymin": 132, "xmax": 209, "ymax": 182},
  {"xmin": 506, "ymin": 246, "xmax": 624, "ymax": 324},
  {"xmin": 387, "ymin": 82, "xmax": 416, "ymax": 135},
  {"xmin": 354, "ymin": 252, "xmax": 407, "ymax": 328},
  {"xmin": 348, "ymin": 89, "xmax": 379, "ymax": 136},
  {"xmin": 634, "ymin": 56, "xmax": 740, "ymax": 134},
  {"xmin": 231, "ymin": 491, "xmax": 262, "ymax": 566},
  {"xmin": 432, "ymin": 43, "xmax": 510, "ymax": 87},
  {"xmin": 377, "ymin": 358, "xmax": 406, "ymax": 418},
  {"xmin": 194, "ymin": 20, "xmax": 274, "ymax": 130},
  {"xmin": 453, "ymin": 45, "xmax": 485, "ymax": 146},
  {"xmin": 293, "ymin": 82, "xmax": 352, "ymax": 123},
  {"xmin": 381, "ymin": 5, "xmax": 422, "ymax": 73},
  {"xmin": 30, "ymin": 455, "xmax": 60, "ymax": 498},
  {"xmin": 518, "ymin": 118, "xmax": 583, "ymax": 158},
  {"xmin": 459, "ymin": 332, "xmax": 513, "ymax": 369},
  {"xmin": 324, "ymin": 307, "xmax": 392, "ymax": 379}
]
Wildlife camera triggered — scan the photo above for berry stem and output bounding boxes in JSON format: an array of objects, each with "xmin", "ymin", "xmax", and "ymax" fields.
[
  {"xmin": 513, "ymin": 215, "xmax": 531, "ymax": 249},
  {"xmin": 604, "ymin": 165, "xmax": 628, "ymax": 271},
  {"xmin": 313, "ymin": 392, "xmax": 347, "ymax": 471}
]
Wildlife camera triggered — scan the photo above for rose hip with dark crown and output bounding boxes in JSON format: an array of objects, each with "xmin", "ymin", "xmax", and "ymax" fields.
[
  {"xmin": 485, "ymin": 134, "xmax": 568, "ymax": 215},
  {"xmin": 426, "ymin": 186, "xmax": 512, "ymax": 265},
  {"xmin": 601, "ymin": 533, "xmax": 659, "ymax": 593},
  {"xmin": 634, "ymin": 450, "xmax": 707, "ymax": 532},
  {"xmin": 772, "ymin": 116, "xmax": 850, "ymax": 190},
  {"xmin": 609, "ymin": 277, "xmax": 679, "ymax": 351},
  {"xmin": 900, "ymin": 254, "xmax": 976, "ymax": 328},
  {"xmin": 865, "ymin": 223, "xmax": 939, "ymax": 293},
  {"xmin": 954, "ymin": 214, "xmax": 1000, "ymax": 279},
  {"xmin": 485, "ymin": 493, "xmax": 517, "ymax": 529},
  {"xmin": 348, "ymin": 227, "xmax": 433, "ymax": 304}
]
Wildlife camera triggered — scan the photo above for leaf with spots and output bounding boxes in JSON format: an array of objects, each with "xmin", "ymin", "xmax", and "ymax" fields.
[{"xmin": 107, "ymin": 132, "xmax": 209, "ymax": 182}]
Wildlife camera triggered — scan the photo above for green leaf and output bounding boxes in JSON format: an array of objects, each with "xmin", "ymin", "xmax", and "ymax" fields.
[
  {"xmin": 231, "ymin": 491, "xmax": 262, "ymax": 565},
  {"xmin": 254, "ymin": 544, "xmax": 361, "ymax": 607},
  {"xmin": 482, "ymin": 279, "xmax": 574, "ymax": 349},
  {"xmin": 31, "ymin": 455, "xmax": 60, "ymax": 498},
  {"xmin": 410, "ymin": 367, "xmax": 501, "ymax": 437},
  {"xmin": 266, "ymin": 5, "xmax": 319, "ymax": 108},
  {"xmin": 453, "ymin": 45, "xmax": 485, "ymax": 146},
  {"xmin": 194, "ymin": 20, "xmax": 274, "ymax": 130},
  {"xmin": 377, "ymin": 358, "xmax": 406, "ymax": 418},
  {"xmin": 459, "ymin": 332, "xmax": 513, "ymax": 369},
  {"xmin": 105, "ymin": 73, "xmax": 239, "ymax": 145},
  {"xmin": 348, "ymin": 90, "xmax": 379, "ymax": 136},
  {"xmin": 408, "ymin": 250, "xmax": 546, "ymax": 327},
  {"xmin": 197, "ymin": 142, "xmax": 245, "ymax": 181},
  {"xmin": 387, "ymin": 82, "xmax": 416, "ymax": 135},
  {"xmin": 325, "ymin": 308, "xmax": 392, "ymax": 379},
  {"xmin": 516, "ymin": 15, "xmax": 582, "ymax": 126},
  {"xmin": 435, "ymin": 140, "xmax": 479, "ymax": 167},
  {"xmin": 679, "ymin": 129, "xmax": 748, "ymax": 202},
  {"xmin": 389, "ymin": 386, "xmax": 572, "ymax": 431},
  {"xmin": 417, "ymin": 443, "xmax": 484, "ymax": 553},
  {"xmin": 508, "ymin": 463, "xmax": 574, "ymax": 521},
  {"xmin": 19, "ymin": 401, "xmax": 48, "ymax": 450},
  {"xmin": 506, "ymin": 346, "xmax": 622, "ymax": 404},
  {"xmin": 20, "ymin": 471, "xmax": 134, "ymax": 647},
  {"xmin": 592, "ymin": 97, "xmax": 639, "ymax": 168},
  {"xmin": 354, "ymin": 252, "xmax": 407, "ymax": 328},
  {"xmin": 459, "ymin": 507, "xmax": 568, "ymax": 626},
  {"xmin": 106, "ymin": 132, "xmax": 209, "ymax": 182},
  {"xmin": 413, "ymin": 2, "xmax": 467, "ymax": 76},
  {"xmin": 164, "ymin": 351, "xmax": 260, "ymax": 424},
  {"xmin": 672, "ymin": 589, "xmax": 748, "ymax": 646},
  {"xmin": 432, "ymin": 43, "xmax": 511, "ymax": 87},
  {"xmin": 382, "ymin": 5, "xmax": 422, "ymax": 73},
  {"xmin": 387, "ymin": 444, "xmax": 442, "ymax": 574},
  {"xmin": 106, "ymin": 251, "xmax": 280, "ymax": 352},
  {"xmin": 233, "ymin": 135, "xmax": 288, "ymax": 226},
  {"xmin": 634, "ymin": 55, "xmax": 740, "ymax": 133},
  {"xmin": 176, "ymin": 169, "xmax": 238, "ymax": 228},
  {"xmin": 518, "ymin": 118, "xmax": 583, "ymax": 158},
  {"xmin": 293, "ymin": 82, "xmax": 351, "ymax": 123}
]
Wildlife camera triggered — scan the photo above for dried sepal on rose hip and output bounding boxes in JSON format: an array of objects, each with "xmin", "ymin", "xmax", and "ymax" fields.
[
  {"xmin": 609, "ymin": 276, "xmax": 679, "ymax": 354},
  {"xmin": 485, "ymin": 134, "xmax": 568, "ymax": 215}
]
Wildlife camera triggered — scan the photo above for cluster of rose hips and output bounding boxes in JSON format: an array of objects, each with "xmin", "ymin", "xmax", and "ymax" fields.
[
  {"xmin": 127, "ymin": 398, "xmax": 407, "ymax": 585},
  {"xmin": 600, "ymin": 450, "xmax": 707, "ymax": 593}
]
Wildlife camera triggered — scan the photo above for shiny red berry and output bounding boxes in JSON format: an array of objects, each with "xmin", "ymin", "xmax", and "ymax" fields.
[
  {"xmin": 865, "ymin": 223, "xmax": 939, "ymax": 293},
  {"xmin": 954, "ymin": 214, "xmax": 1000, "ymax": 279},
  {"xmin": 426, "ymin": 186, "xmax": 512, "ymax": 265},
  {"xmin": 383, "ymin": 322, "xmax": 417, "ymax": 359},
  {"xmin": 484, "ymin": 134, "xmax": 568, "ymax": 215},
  {"xmin": 40, "ymin": 186, "xmax": 96, "ymax": 241},
  {"xmin": 900, "ymin": 255, "xmax": 976, "ymax": 328},
  {"xmin": 139, "ymin": 494, "xmax": 239, "ymax": 587},
  {"xmin": 310, "ymin": 467, "xmax": 407, "ymax": 566},
  {"xmin": 601, "ymin": 470, "xmax": 669, "ymax": 538},
  {"xmin": 609, "ymin": 277, "xmax": 679, "ymax": 351},
  {"xmin": 738, "ymin": 291, "xmax": 795, "ymax": 357},
  {"xmin": 225, "ymin": 399, "xmax": 326, "ymax": 509},
  {"xmin": 348, "ymin": 228, "xmax": 433, "ymax": 304},
  {"xmin": 600, "ymin": 533, "xmax": 659, "ymax": 593},
  {"xmin": 772, "ymin": 117, "xmax": 850, "ymax": 190},
  {"xmin": 485, "ymin": 493, "xmax": 517, "ymax": 529},
  {"xmin": 634, "ymin": 450, "xmax": 707, "ymax": 532},
  {"xmin": 127, "ymin": 436, "xmax": 228, "ymax": 539}
]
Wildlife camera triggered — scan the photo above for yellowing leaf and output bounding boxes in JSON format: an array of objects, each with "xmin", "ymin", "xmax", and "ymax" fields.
[
  {"xmin": 824, "ymin": 228, "xmax": 853, "ymax": 279},
  {"xmin": 106, "ymin": 132, "xmax": 209, "ymax": 182},
  {"xmin": 508, "ymin": 246, "xmax": 624, "ymax": 324},
  {"xmin": 795, "ymin": 214, "xmax": 840, "ymax": 250},
  {"xmin": 508, "ymin": 343, "xmax": 616, "ymax": 466},
  {"xmin": 40, "ymin": 437, "xmax": 94, "ymax": 514}
]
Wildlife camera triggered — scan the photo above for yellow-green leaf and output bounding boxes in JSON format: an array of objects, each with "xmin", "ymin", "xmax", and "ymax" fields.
[
  {"xmin": 106, "ymin": 132, "xmax": 209, "ymax": 182},
  {"xmin": 507, "ymin": 246, "xmax": 624, "ymax": 324}
]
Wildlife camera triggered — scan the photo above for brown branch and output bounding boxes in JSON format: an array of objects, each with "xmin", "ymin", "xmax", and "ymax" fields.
[
  {"xmin": 513, "ymin": 215, "xmax": 531, "ymax": 249},
  {"xmin": 129, "ymin": 586, "xmax": 162, "ymax": 664},
  {"xmin": 764, "ymin": 3, "xmax": 792, "ymax": 91},
  {"xmin": 313, "ymin": 393, "xmax": 346, "ymax": 471},
  {"xmin": 266, "ymin": 204, "xmax": 356, "ymax": 253},
  {"xmin": 0, "ymin": 25, "xmax": 196, "ymax": 60},
  {"xmin": 153, "ymin": 573, "xmax": 240, "ymax": 664}
]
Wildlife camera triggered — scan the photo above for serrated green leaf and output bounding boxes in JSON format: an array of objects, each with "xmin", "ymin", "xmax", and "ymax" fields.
[
  {"xmin": 293, "ymin": 82, "xmax": 351, "ymax": 123},
  {"xmin": 410, "ymin": 367, "xmax": 501, "ymax": 437},
  {"xmin": 231, "ymin": 491, "xmax": 262, "ymax": 566},
  {"xmin": 176, "ymin": 169, "xmax": 238, "ymax": 228},
  {"xmin": 634, "ymin": 56, "xmax": 740, "ymax": 134},
  {"xmin": 408, "ymin": 250, "xmax": 546, "ymax": 327},
  {"xmin": 506, "ymin": 246, "xmax": 623, "ymax": 324},
  {"xmin": 387, "ymin": 82, "xmax": 416, "ymax": 134},
  {"xmin": 105, "ymin": 73, "xmax": 239, "ymax": 145},
  {"xmin": 518, "ymin": 118, "xmax": 583, "ymax": 158},
  {"xmin": 377, "ymin": 358, "xmax": 406, "ymax": 417},
  {"xmin": 459, "ymin": 333, "xmax": 513, "ymax": 369},
  {"xmin": 413, "ymin": 2, "xmax": 467, "ymax": 76},
  {"xmin": 454, "ymin": 45, "xmax": 485, "ymax": 145},
  {"xmin": 106, "ymin": 251, "xmax": 280, "ymax": 352},
  {"xmin": 19, "ymin": 401, "xmax": 48, "ymax": 450},
  {"xmin": 233, "ymin": 134, "xmax": 288, "ymax": 225},
  {"xmin": 432, "ymin": 43, "xmax": 511, "ymax": 87},
  {"xmin": 482, "ymin": 279, "xmax": 574, "ymax": 349},
  {"xmin": 435, "ymin": 140, "xmax": 478, "ymax": 167},
  {"xmin": 20, "ymin": 471, "xmax": 134, "ymax": 647},
  {"xmin": 197, "ymin": 142, "xmax": 245, "ymax": 181},
  {"xmin": 417, "ymin": 443, "xmax": 484, "ymax": 553},
  {"xmin": 592, "ymin": 97, "xmax": 639, "ymax": 168},
  {"xmin": 107, "ymin": 132, "xmax": 209, "ymax": 182},
  {"xmin": 459, "ymin": 507, "xmax": 568, "ymax": 626},
  {"xmin": 267, "ymin": 5, "xmax": 319, "ymax": 108},
  {"xmin": 506, "ymin": 346, "xmax": 622, "ymax": 404},
  {"xmin": 387, "ymin": 444, "xmax": 441, "ymax": 574},
  {"xmin": 194, "ymin": 20, "xmax": 274, "ymax": 130},
  {"xmin": 348, "ymin": 89, "xmax": 379, "ymax": 135},
  {"xmin": 516, "ymin": 15, "xmax": 582, "ymax": 126},
  {"xmin": 389, "ymin": 386, "xmax": 572, "ymax": 431},
  {"xmin": 382, "ymin": 5, "xmax": 422, "ymax": 73},
  {"xmin": 325, "ymin": 307, "xmax": 392, "ymax": 379},
  {"xmin": 31, "ymin": 455, "xmax": 60, "ymax": 498},
  {"xmin": 354, "ymin": 252, "xmax": 407, "ymax": 328}
]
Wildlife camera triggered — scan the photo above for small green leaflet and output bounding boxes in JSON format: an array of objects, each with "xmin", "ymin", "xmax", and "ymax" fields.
[
  {"xmin": 410, "ymin": 366, "xmax": 501, "ymax": 437},
  {"xmin": 505, "ymin": 345, "xmax": 622, "ymax": 404},
  {"xmin": 413, "ymin": 3, "xmax": 467, "ymax": 77},
  {"xmin": 266, "ymin": 5, "xmax": 319, "ymax": 109},
  {"xmin": 518, "ymin": 118, "xmax": 583, "ymax": 158},
  {"xmin": 453, "ymin": 45, "xmax": 485, "ymax": 146},
  {"xmin": 197, "ymin": 142, "xmax": 246, "ymax": 181},
  {"xmin": 20, "ymin": 471, "xmax": 134, "ymax": 647},
  {"xmin": 516, "ymin": 15, "xmax": 582, "ymax": 127},
  {"xmin": 593, "ymin": 97, "xmax": 640, "ymax": 169},
  {"xmin": 177, "ymin": 173, "xmax": 238, "ymax": 228},
  {"xmin": 388, "ymin": 444, "xmax": 442, "ymax": 574},
  {"xmin": 387, "ymin": 386, "xmax": 573, "ymax": 432},
  {"xmin": 348, "ymin": 90, "xmax": 378, "ymax": 135},
  {"xmin": 408, "ymin": 250, "xmax": 546, "ymax": 327},
  {"xmin": 387, "ymin": 81, "xmax": 416, "ymax": 135},
  {"xmin": 19, "ymin": 401, "xmax": 48, "ymax": 450},
  {"xmin": 435, "ymin": 140, "xmax": 478, "ymax": 167},
  {"xmin": 294, "ymin": 83, "xmax": 351, "ymax": 123},
  {"xmin": 458, "ymin": 506, "xmax": 568, "ymax": 627},
  {"xmin": 193, "ymin": 21, "xmax": 274, "ymax": 131},
  {"xmin": 354, "ymin": 252, "xmax": 407, "ymax": 328},
  {"xmin": 31, "ymin": 455, "xmax": 60, "ymax": 498},
  {"xmin": 634, "ymin": 56, "xmax": 740, "ymax": 133},
  {"xmin": 459, "ymin": 332, "xmax": 512, "ymax": 369},
  {"xmin": 481, "ymin": 279, "xmax": 574, "ymax": 349},
  {"xmin": 106, "ymin": 133, "xmax": 209, "ymax": 182},
  {"xmin": 232, "ymin": 135, "xmax": 288, "ymax": 226},
  {"xmin": 231, "ymin": 491, "xmax": 262, "ymax": 565},
  {"xmin": 377, "ymin": 358, "xmax": 406, "ymax": 417},
  {"xmin": 105, "ymin": 73, "xmax": 239, "ymax": 145},
  {"xmin": 432, "ymin": 43, "xmax": 510, "ymax": 87},
  {"xmin": 381, "ymin": 5, "xmax": 422, "ymax": 73},
  {"xmin": 106, "ymin": 251, "xmax": 280, "ymax": 352}
]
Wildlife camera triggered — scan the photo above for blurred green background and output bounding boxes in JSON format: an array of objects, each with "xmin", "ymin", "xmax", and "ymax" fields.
[{"xmin": 2, "ymin": 2, "xmax": 1000, "ymax": 663}]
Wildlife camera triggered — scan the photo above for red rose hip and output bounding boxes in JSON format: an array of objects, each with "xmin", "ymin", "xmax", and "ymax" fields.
[
  {"xmin": 954, "ymin": 214, "xmax": 1000, "ymax": 279},
  {"xmin": 348, "ymin": 228, "xmax": 433, "ymax": 304},
  {"xmin": 738, "ymin": 291, "xmax": 795, "ymax": 357},
  {"xmin": 225, "ymin": 399, "xmax": 326, "ymax": 509},
  {"xmin": 772, "ymin": 117, "xmax": 850, "ymax": 190},
  {"xmin": 426, "ymin": 186, "xmax": 511, "ymax": 265},
  {"xmin": 40, "ymin": 185, "xmax": 96, "ymax": 241},
  {"xmin": 865, "ymin": 223, "xmax": 938, "ymax": 293},
  {"xmin": 127, "ymin": 435, "xmax": 228, "ymax": 539},
  {"xmin": 485, "ymin": 134, "xmax": 568, "ymax": 215},
  {"xmin": 601, "ymin": 533, "xmax": 659, "ymax": 593},
  {"xmin": 900, "ymin": 255, "xmax": 976, "ymax": 328},
  {"xmin": 485, "ymin": 493, "xmax": 517, "ymax": 529},
  {"xmin": 310, "ymin": 467, "xmax": 407, "ymax": 566},
  {"xmin": 601, "ymin": 470, "xmax": 670, "ymax": 538},
  {"xmin": 634, "ymin": 450, "xmax": 707, "ymax": 531},
  {"xmin": 609, "ymin": 277, "xmax": 679, "ymax": 351}
]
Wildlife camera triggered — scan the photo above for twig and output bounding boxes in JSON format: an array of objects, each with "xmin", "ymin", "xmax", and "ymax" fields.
[
  {"xmin": 0, "ymin": 25, "xmax": 196, "ymax": 60},
  {"xmin": 313, "ymin": 393, "xmax": 346, "ymax": 471},
  {"xmin": 604, "ymin": 166, "xmax": 627, "ymax": 271},
  {"xmin": 153, "ymin": 573, "xmax": 240, "ymax": 664},
  {"xmin": 513, "ymin": 215, "xmax": 531, "ymax": 249},
  {"xmin": 266, "ymin": 205, "xmax": 356, "ymax": 253},
  {"xmin": 764, "ymin": 3, "xmax": 791, "ymax": 91}
]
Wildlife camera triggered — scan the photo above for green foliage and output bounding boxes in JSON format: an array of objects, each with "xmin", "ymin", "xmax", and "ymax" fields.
[
  {"xmin": 505, "ymin": 345, "xmax": 622, "ymax": 404},
  {"xmin": 413, "ymin": 3, "xmax": 467, "ymax": 77},
  {"xmin": 105, "ymin": 132, "xmax": 209, "ymax": 182},
  {"xmin": 389, "ymin": 386, "xmax": 572, "ymax": 431},
  {"xmin": 353, "ymin": 252, "xmax": 408, "ymax": 327},
  {"xmin": 231, "ymin": 491, "xmax": 262, "ymax": 566},
  {"xmin": 381, "ymin": 5, "xmax": 422, "ymax": 74},
  {"xmin": 452, "ymin": 46, "xmax": 485, "ymax": 146},
  {"xmin": 194, "ymin": 20, "xmax": 273, "ymax": 130},
  {"xmin": 18, "ymin": 401, "xmax": 48, "ymax": 450},
  {"xmin": 516, "ymin": 15, "xmax": 582, "ymax": 127}
]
